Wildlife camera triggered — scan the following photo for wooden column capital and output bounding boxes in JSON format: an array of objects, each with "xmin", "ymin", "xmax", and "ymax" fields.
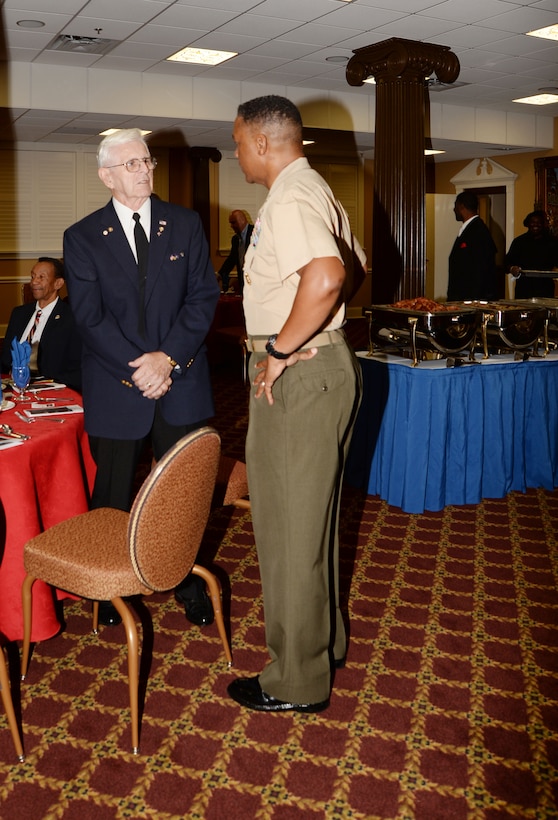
[
  {"xmin": 346, "ymin": 38, "xmax": 460, "ymax": 302},
  {"xmin": 346, "ymin": 37, "xmax": 460, "ymax": 87}
]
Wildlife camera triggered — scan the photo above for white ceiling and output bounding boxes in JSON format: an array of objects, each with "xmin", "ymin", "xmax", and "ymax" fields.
[{"xmin": 1, "ymin": 0, "xmax": 557, "ymax": 161}]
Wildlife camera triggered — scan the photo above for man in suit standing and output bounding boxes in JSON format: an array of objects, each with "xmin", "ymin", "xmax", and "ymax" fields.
[
  {"xmin": 447, "ymin": 191, "xmax": 499, "ymax": 302},
  {"xmin": 218, "ymin": 209, "xmax": 253, "ymax": 293},
  {"xmin": 63, "ymin": 128, "xmax": 220, "ymax": 627},
  {"xmin": 1, "ymin": 257, "xmax": 82, "ymax": 390}
]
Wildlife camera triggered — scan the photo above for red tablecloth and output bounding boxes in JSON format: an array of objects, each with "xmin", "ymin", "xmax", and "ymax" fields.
[{"xmin": 0, "ymin": 389, "xmax": 96, "ymax": 642}]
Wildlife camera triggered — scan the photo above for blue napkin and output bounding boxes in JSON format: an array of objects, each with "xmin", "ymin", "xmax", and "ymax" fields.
[{"xmin": 11, "ymin": 338, "xmax": 31, "ymax": 368}]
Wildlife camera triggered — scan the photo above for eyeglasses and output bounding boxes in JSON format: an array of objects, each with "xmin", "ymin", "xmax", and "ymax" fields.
[{"xmin": 104, "ymin": 157, "xmax": 157, "ymax": 173}]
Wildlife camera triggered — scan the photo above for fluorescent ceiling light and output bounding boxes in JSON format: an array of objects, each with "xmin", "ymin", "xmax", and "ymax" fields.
[
  {"xmin": 513, "ymin": 93, "xmax": 558, "ymax": 105},
  {"xmin": 99, "ymin": 128, "xmax": 152, "ymax": 136},
  {"xmin": 526, "ymin": 25, "xmax": 558, "ymax": 42},
  {"xmin": 17, "ymin": 19, "xmax": 45, "ymax": 28},
  {"xmin": 167, "ymin": 47, "xmax": 237, "ymax": 66}
]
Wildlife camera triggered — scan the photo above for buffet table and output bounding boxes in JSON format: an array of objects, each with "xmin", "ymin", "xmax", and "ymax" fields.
[
  {"xmin": 345, "ymin": 351, "xmax": 558, "ymax": 514},
  {"xmin": 0, "ymin": 388, "xmax": 96, "ymax": 641}
]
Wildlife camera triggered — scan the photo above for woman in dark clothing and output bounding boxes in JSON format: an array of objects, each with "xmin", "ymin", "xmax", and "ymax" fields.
[{"xmin": 506, "ymin": 210, "xmax": 558, "ymax": 299}]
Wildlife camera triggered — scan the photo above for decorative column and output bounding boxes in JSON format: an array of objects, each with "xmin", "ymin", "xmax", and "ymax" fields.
[
  {"xmin": 189, "ymin": 147, "xmax": 222, "ymax": 242},
  {"xmin": 347, "ymin": 38, "xmax": 459, "ymax": 303}
]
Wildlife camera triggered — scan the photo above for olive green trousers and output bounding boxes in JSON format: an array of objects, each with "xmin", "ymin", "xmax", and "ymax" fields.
[{"xmin": 246, "ymin": 337, "xmax": 362, "ymax": 704}]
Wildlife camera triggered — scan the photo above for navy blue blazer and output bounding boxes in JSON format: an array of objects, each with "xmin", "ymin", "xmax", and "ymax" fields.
[
  {"xmin": 63, "ymin": 196, "xmax": 219, "ymax": 439},
  {"xmin": 1, "ymin": 298, "xmax": 82, "ymax": 391}
]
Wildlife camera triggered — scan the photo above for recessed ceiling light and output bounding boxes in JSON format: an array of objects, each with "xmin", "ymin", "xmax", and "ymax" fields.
[
  {"xmin": 513, "ymin": 93, "xmax": 558, "ymax": 105},
  {"xmin": 16, "ymin": 19, "xmax": 45, "ymax": 28},
  {"xmin": 166, "ymin": 47, "xmax": 237, "ymax": 66},
  {"xmin": 99, "ymin": 128, "xmax": 152, "ymax": 136},
  {"xmin": 526, "ymin": 25, "xmax": 558, "ymax": 42}
]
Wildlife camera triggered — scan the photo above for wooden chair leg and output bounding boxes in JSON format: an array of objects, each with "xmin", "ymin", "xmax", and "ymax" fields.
[
  {"xmin": 192, "ymin": 565, "xmax": 232, "ymax": 667},
  {"xmin": 20, "ymin": 574, "xmax": 36, "ymax": 681},
  {"xmin": 0, "ymin": 648, "xmax": 24, "ymax": 761},
  {"xmin": 112, "ymin": 597, "xmax": 140, "ymax": 754},
  {"xmin": 92, "ymin": 601, "xmax": 99, "ymax": 634}
]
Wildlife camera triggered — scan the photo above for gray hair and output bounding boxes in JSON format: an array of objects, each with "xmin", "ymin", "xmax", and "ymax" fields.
[{"xmin": 97, "ymin": 128, "xmax": 149, "ymax": 168}]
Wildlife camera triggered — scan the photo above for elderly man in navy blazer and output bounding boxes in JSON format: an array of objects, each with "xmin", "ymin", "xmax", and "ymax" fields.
[
  {"xmin": 1, "ymin": 257, "xmax": 82, "ymax": 390},
  {"xmin": 63, "ymin": 128, "xmax": 220, "ymax": 628}
]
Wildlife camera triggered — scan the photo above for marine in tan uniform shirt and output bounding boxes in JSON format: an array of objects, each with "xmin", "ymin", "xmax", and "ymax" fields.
[{"xmin": 227, "ymin": 95, "xmax": 366, "ymax": 713}]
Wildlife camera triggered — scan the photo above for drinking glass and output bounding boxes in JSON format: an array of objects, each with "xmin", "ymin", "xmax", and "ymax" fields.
[{"xmin": 12, "ymin": 365, "xmax": 30, "ymax": 402}]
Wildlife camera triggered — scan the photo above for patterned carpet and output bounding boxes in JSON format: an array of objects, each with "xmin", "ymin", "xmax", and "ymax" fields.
[{"xmin": 1, "ymin": 326, "xmax": 557, "ymax": 819}]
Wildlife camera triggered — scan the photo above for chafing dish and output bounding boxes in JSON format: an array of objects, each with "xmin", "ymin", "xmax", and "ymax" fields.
[
  {"xmin": 500, "ymin": 298, "xmax": 558, "ymax": 353},
  {"xmin": 364, "ymin": 303, "xmax": 481, "ymax": 366},
  {"xmin": 517, "ymin": 270, "xmax": 558, "ymax": 279},
  {"xmin": 448, "ymin": 302, "xmax": 548, "ymax": 358}
]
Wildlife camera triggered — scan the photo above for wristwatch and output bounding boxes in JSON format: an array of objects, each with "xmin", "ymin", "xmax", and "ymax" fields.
[
  {"xmin": 265, "ymin": 334, "xmax": 291, "ymax": 360},
  {"xmin": 166, "ymin": 355, "xmax": 182, "ymax": 375}
]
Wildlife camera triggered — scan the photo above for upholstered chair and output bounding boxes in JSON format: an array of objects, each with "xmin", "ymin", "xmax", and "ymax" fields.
[
  {"xmin": 20, "ymin": 427, "xmax": 231, "ymax": 754},
  {"xmin": 214, "ymin": 455, "xmax": 251, "ymax": 510}
]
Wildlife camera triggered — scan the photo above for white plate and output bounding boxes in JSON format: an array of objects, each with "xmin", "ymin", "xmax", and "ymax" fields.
[
  {"xmin": 29, "ymin": 381, "xmax": 66, "ymax": 391},
  {"xmin": 1, "ymin": 399, "xmax": 15, "ymax": 411}
]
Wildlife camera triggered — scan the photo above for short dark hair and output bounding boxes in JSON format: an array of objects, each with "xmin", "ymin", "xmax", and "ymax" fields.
[
  {"xmin": 455, "ymin": 191, "xmax": 478, "ymax": 213},
  {"xmin": 38, "ymin": 256, "xmax": 65, "ymax": 280},
  {"xmin": 237, "ymin": 95, "xmax": 303, "ymax": 131},
  {"xmin": 523, "ymin": 210, "xmax": 548, "ymax": 228}
]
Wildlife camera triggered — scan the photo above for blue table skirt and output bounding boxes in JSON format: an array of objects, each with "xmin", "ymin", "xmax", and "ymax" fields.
[{"xmin": 344, "ymin": 352, "xmax": 558, "ymax": 514}]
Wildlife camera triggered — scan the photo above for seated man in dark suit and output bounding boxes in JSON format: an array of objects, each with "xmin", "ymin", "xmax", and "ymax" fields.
[
  {"xmin": 1, "ymin": 257, "xmax": 82, "ymax": 390},
  {"xmin": 218, "ymin": 209, "xmax": 253, "ymax": 293}
]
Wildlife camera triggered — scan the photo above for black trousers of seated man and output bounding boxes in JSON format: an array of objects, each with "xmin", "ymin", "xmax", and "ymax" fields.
[{"xmin": 88, "ymin": 402, "xmax": 210, "ymax": 601}]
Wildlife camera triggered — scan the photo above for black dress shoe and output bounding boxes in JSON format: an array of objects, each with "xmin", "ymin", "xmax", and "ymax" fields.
[
  {"xmin": 175, "ymin": 577, "xmax": 214, "ymax": 627},
  {"xmin": 97, "ymin": 601, "xmax": 122, "ymax": 627},
  {"xmin": 227, "ymin": 676, "xmax": 329, "ymax": 713}
]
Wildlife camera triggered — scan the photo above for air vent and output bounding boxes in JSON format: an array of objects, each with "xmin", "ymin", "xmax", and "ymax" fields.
[
  {"xmin": 54, "ymin": 125, "xmax": 107, "ymax": 136},
  {"xmin": 427, "ymin": 79, "xmax": 469, "ymax": 92},
  {"xmin": 47, "ymin": 35, "xmax": 119, "ymax": 55}
]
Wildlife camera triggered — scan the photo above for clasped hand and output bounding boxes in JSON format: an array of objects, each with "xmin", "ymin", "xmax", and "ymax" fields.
[{"xmin": 129, "ymin": 351, "xmax": 173, "ymax": 399}]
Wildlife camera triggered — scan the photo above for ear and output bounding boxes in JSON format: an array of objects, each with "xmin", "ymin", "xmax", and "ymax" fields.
[
  {"xmin": 54, "ymin": 278, "xmax": 64, "ymax": 293},
  {"xmin": 98, "ymin": 166, "xmax": 113, "ymax": 190},
  {"xmin": 256, "ymin": 133, "xmax": 267, "ymax": 154}
]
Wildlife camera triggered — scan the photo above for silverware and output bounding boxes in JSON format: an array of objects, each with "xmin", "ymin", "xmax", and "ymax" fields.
[
  {"xmin": 15, "ymin": 411, "xmax": 65, "ymax": 424},
  {"xmin": 0, "ymin": 424, "xmax": 30, "ymax": 440},
  {"xmin": 29, "ymin": 394, "xmax": 73, "ymax": 402}
]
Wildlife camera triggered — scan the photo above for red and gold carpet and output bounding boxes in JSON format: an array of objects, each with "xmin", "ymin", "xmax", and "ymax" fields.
[{"xmin": 1, "ymin": 340, "xmax": 557, "ymax": 819}]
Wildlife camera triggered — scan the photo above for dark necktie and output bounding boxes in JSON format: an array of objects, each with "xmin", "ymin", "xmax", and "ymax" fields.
[
  {"xmin": 133, "ymin": 213, "xmax": 149, "ymax": 336},
  {"xmin": 238, "ymin": 236, "xmax": 246, "ymax": 272},
  {"xmin": 29, "ymin": 308, "xmax": 42, "ymax": 342}
]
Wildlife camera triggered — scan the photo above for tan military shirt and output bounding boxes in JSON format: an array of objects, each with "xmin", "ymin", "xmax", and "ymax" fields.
[{"xmin": 243, "ymin": 156, "xmax": 366, "ymax": 336}]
